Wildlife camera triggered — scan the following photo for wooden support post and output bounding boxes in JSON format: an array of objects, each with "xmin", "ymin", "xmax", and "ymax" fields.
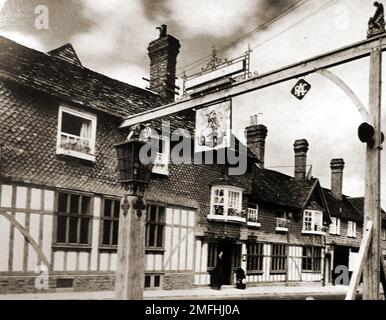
[
  {"xmin": 115, "ymin": 193, "xmax": 146, "ymax": 300},
  {"xmin": 346, "ymin": 221, "xmax": 373, "ymax": 300},
  {"xmin": 381, "ymin": 256, "xmax": 386, "ymax": 298},
  {"xmin": 363, "ymin": 46, "xmax": 382, "ymax": 300}
]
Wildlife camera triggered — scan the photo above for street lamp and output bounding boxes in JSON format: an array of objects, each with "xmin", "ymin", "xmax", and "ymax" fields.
[{"xmin": 114, "ymin": 138, "xmax": 154, "ymax": 300}]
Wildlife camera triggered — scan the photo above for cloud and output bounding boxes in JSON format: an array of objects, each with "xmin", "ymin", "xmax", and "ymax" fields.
[
  {"xmin": 70, "ymin": 0, "xmax": 161, "ymax": 87},
  {"xmin": 0, "ymin": 0, "xmax": 93, "ymax": 48},
  {"xmin": 0, "ymin": 30, "xmax": 44, "ymax": 50},
  {"xmin": 165, "ymin": 0, "xmax": 259, "ymax": 38}
]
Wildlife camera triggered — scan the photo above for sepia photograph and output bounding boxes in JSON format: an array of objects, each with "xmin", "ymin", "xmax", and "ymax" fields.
[{"xmin": 0, "ymin": 0, "xmax": 385, "ymax": 309}]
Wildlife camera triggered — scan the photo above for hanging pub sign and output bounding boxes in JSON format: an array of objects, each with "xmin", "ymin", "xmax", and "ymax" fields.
[
  {"xmin": 291, "ymin": 79, "xmax": 311, "ymax": 100},
  {"xmin": 195, "ymin": 100, "xmax": 231, "ymax": 152}
]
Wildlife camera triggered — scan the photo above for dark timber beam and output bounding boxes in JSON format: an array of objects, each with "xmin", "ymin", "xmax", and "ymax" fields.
[{"xmin": 120, "ymin": 34, "xmax": 386, "ymax": 128}]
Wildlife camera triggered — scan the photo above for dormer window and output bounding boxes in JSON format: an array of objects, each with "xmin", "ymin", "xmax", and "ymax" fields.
[
  {"xmin": 56, "ymin": 105, "xmax": 97, "ymax": 162},
  {"xmin": 329, "ymin": 217, "xmax": 341, "ymax": 235},
  {"xmin": 208, "ymin": 186, "xmax": 245, "ymax": 223},
  {"xmin": 302, "ymin": 210, "xmax": 324, "ymax": 235},
  {"xmin": 347, "ymin": 221, "xmax": 357, "ymax": 238}
]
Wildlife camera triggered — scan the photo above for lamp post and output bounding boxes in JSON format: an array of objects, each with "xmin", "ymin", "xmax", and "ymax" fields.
[{"xmin": 114, "ymin": 139, "xmax": 154, "ymax": 300}]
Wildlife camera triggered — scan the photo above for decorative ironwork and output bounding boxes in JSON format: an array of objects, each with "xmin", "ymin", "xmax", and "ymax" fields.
[
  {"xmin": 201, "ymin": 47, "xmax": 228, "ymax": 72},
  {"xmin": 182, "ymin": 45, "xmax": 255, "ymax": 97}
]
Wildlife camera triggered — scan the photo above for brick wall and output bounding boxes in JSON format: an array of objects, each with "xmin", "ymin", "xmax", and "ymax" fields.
[
  {"xmin": 163, "ymin": 272, "xmax": 195, "ymax": 290},
  {"xmin": 0, "ymin": 273, "xmax": 115, "ymax": 294},
  {"xmin": 326, "ymin": 219, "xmax": 363, "ymax": 247}
]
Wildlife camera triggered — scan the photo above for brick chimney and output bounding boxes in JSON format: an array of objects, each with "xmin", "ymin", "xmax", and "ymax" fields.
[
  {"xmin": 330, "ymin": 158, "xmax": 345, "ymax": 199},
  {"xmin": 294, "ymin": 139, "xmax": 309, "ymax": 180},
  {"xmin": 148, "ymin": 25, "xmax": 180, "ymax": 103},
  {"xmin": 245, "ymin": 115, "xmax": 268, "ymax": 167}
]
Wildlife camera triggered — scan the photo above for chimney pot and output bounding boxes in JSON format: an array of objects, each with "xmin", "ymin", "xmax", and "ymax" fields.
[
  {"xmin": 330, "ymin": 158, "xmax": 345, "ymax": 199},
  {"xmin": 294, "ymin": 139, "xmax": 309, "ymax": 180}
]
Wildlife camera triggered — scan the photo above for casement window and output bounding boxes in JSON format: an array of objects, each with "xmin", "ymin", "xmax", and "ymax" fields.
[
  {"xmin": 329, "ymin": 217, "xmax": 341, "ymax": 235},
  {"xmin": 210, "ymin": 186, "xmax": 243, "ymax": 219},
  {"xmin": 152, "ymin": 135, "xmax": 170, "ymax": 176},
  {"xmin": 56, "ymin": 105, "xmax": 97, "ymax": 162},
  {"xmin": 146, "ymin": 205, "xmax": 165, "ymax": 250},
  {"xmin": 144, "ymin": 274, "xmax": 162, "ymax": 289},
  {"xmin": 271, "ymin": 244, "xmax": 287, "ymax": 274},
  {"xmin": 247, "ymin": 204, "xmax": 260, "ymax": 227},
  {"xmin": 100, "ymin": 198, "xmax": 120, "ymax": 248},
  {"xmin": 247, "ymin": 243, "xmax": 264, "ymax": 274},
  {"xmin": 382, "ymin": 228, "xmax": 386, "ymax": 241},
  {"xmin": 347, "ymin": 221, "xmax": 357, "ymax": 238},
  {"xmin": 302, "ymin": 210, "xmax": 324, "ymax": 234},
  {"xmin": 56, "ymin": 191, "xmax": 93, "ymax": 247},
  {"xmin": 302, "ymin": 246, "xmax": 322, "ymax": 272}
]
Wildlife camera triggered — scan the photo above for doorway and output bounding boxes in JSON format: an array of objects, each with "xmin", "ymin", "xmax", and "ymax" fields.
[
  {"xmin": 216, "ymin": 242, "xmax": 241, "ymax": 285},
  {"xmin": 332, "ymin": 245, "xmax": 350, "ymax": 285}
]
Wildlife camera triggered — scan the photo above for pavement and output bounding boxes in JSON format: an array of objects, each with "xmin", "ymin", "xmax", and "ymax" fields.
[{"xmin": 0, "ymin": 284, "xmax": 360, "ymax": 300}]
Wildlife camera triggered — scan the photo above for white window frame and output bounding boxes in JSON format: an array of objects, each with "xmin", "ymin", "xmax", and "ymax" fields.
[
  {"xmin": 329, "ymin": 217, "xmax": 341, "ymax": 235},
  {"xmin": 56, "ymin": 105, "xmax": 97, "ymax": 162},
  {"xmin": 152, "ymin": 135, "xmax": 170, "ymax": 176},
  {"xmin": 208, "ymin": 186, "xmax": 245, "ymax": 223},
  {"xmin": 247, "ymin": 204, "xmax": 260, "ymax": 228},
  {"xmin": 347, "ymin": 221, "xmax": 357, "ymax": 238},
  {"xmin": 302, "ymin": 210, "xmax": 325, "ymax": 235}
]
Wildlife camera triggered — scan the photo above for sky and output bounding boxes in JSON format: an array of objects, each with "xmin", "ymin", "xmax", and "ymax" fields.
[{"xmin": 0, "ymin": 0, "xmax": 385, "ymax": 207}]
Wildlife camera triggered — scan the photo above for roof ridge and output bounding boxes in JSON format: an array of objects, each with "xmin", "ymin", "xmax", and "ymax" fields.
[{"xmin": 0, "ymin": 35, "xmax": 160, "ymax": 99}]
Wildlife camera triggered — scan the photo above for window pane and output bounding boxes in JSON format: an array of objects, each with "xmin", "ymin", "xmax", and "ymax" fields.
[
  {"xmin": 81, "ymin": 196, "xmax": 91, "ymax": 215},
  {"xmin": 158, "ymin": 207, "xmax": 165, "ymax": 224},
  {"xmin": 154, "ymin": 275, "xmax": 160, "ymax": 288},
  {"xmin": 61, "ymin": 112, "xmax": 91, "ymax": 138},
  {"xmin": 70, "ymin": 194, "xmax": 80, "ymax": 214},
  {"xmin": 68, "ymin": 216, "xmax": 78, "ymax": 243},
  {"xmin": 156, "ymin": 226, "xmax": 164, "ymax": 248},
  {"xmin": 102, "ymin": 220, "xmax": 111, "ymax": 245},
  {"xmin": 112, "ymin": 221, "xmax": 119, "ymax": 246},
  {"xmin": 148, "ymin": 224, "xmax": 156, "ymax": 247},
  {"xmin": 58, "ymin": 193, "xmax": 68, "ymax": 213},
  {"xmin": 144, "ymin": 276, "xmax": 151, "ymax": 288},
  {"xmin": 113, "ymin": 200, "xmax": 121, "ymax": 218},
  {"xmin": 57, "ymin": 215, "xmax": 67, "ymax": 243},
  {"xmin": 80, "ymin": 218, "xmax": 90, "ymax": 244},
  {"xmin": 104, "ymin": 199, "xmax": 112, "ymax": 217},
  {"xmin": 149, "ymin": 206, "xmax": 157, "ymax": 222}
]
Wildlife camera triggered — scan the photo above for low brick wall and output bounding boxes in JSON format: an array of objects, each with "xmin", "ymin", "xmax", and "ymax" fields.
[
  {"xmin": 0, "ymin": 273, "xmax": 116, "ymax": 295},
  {"xmin": 163, "ymin": 272, "xmax": 195, "ymax": 290}
]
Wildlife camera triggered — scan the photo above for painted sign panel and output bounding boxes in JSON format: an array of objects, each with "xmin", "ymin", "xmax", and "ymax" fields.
[
  {"xmin": 291, "ymin": 79, "xmax": 311, "ymax": 100},
  {"xmin": 195, "ymin": 101, "xmax": 231, "ymax": 152}
]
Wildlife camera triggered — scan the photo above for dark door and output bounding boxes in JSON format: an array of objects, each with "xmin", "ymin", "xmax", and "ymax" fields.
[
  {"xmin": 218, "ymin": 243, "xmax": 238, "ymax": 285},
  {"xmin": 332, "ymin": 245, "xmax": 350, "ymax": 285}
]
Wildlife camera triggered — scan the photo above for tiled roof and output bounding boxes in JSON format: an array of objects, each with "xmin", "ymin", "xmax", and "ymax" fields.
[
  {"xmin": 323, "ymin": 192, "xmax": 386, "ymax": 223},
  {"xmin": 0, "ymin": 36, "xmax": 164, "ymax": 118},
  {"xmin": 47, "ymin": 43, "xmax": 83, "ymax": 67},
  {"xmin": 251, "ymin": 168, "xmax": 317, "ymax": 209},
  {"xmin": 323, "ymin": 189, "xmax": 363, "ymax": 223}
]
